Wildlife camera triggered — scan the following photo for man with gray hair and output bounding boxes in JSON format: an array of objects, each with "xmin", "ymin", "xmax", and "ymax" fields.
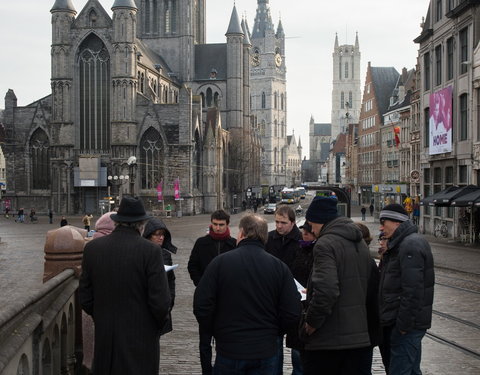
[
  {"xmin": 79, "ymin": 196, "xmax": 171, "ymax": 375},
  {"xmin": 193, "ymin": 214, "xmax": 302, "ymax": 374}
]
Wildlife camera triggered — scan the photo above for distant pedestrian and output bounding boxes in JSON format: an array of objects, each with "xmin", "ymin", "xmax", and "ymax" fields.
[
  {"xmin": 188, "ymin": 210, "xmax": 237, "ymax": 375},
  {"xmin": 83, "ymin": 213, "xmax": 93, "ymax": 231},
  {"xmin": 60, "ymin": 216, "xmax": 68, "ymax": 227},
  {"xmin": 361, "ymin": 206, "xmax": 367, "ymax": 221},
  {"xmin": 193, "ymin": 214, "xmax": 302, "ymax": 375},
  {"xmin": 378, "ymin": 204, "xmax": 435, "ymax": 375},
  {"xmin": 48, "ymin": 209, "xmax": 53, "ymax": 224},
  {"xmin": 144, "ymin": 218, "xmax": 177, "ymax": 336},
  {"xmin": 300, "ymin": 196, "xmax": 372, "ymax": 374},
  {"xmin": 16, "ymin": 208, "xmax": 25, "ymax": 223},
  {"xmin": 29, "ymin": 208, "xmax": 37, "ymax": 223},
  {"xmin": 4, "ymin": 207, "xmax": 10, "ymax": 218},
  {"xmin": 79, "ymin": 197, "xmax": 170, "ymax": 375},
  {"xmin": 369, "ymin": 203, "xmax": 374, "ymax": 217}
]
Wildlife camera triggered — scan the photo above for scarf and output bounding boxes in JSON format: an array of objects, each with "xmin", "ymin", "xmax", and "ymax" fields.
[{"xmin": 209, "ymin": 225, "xmax": 231, "ymax": 241}]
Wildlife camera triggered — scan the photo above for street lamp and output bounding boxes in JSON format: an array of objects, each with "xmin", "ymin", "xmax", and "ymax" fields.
[{"xmin": 107, "ymin": 174, "xmax": 130, "ymax": 208}]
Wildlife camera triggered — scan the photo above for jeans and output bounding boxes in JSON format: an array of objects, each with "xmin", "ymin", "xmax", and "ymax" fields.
[
  {"xmin": 276, "ymin": 336, "xmax": 284, "ymax": 374},
  {"xmin": 291, "ymin": 349, "xmax": 303, "ymax": 375},
  {"xmin": 214, "ymin": 353, "xmax": 279, "ymax": 375},
  {"xmin": 199, "ymin": 330, "xmax": 213, "ymax": 375},
  {"xmin": 389, "ymin": 328, "xmax": 425, "ymax": 375}
]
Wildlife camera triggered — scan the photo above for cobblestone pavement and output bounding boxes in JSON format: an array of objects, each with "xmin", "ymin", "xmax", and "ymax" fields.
[{"xmin": 1, "ymin": 204, "xmax": 480, "ymax": 374}]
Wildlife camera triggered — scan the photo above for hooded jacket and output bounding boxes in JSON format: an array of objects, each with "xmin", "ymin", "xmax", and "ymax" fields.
[
  {"xmin": 379, "ymin": 220, "xmax": 434, "ymax": 332},
  {"xmin": 301, "ymin": 216, "xmax": 372, "ymax": 350},
  {"xmin": 143, "ymin": 218, "xmax": 177, "ymax": 335}
]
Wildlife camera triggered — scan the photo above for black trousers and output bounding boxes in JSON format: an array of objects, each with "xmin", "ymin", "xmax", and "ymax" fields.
[{"xmin": 301, "ymin": 347, "xmax": 365, "ymax": 375}]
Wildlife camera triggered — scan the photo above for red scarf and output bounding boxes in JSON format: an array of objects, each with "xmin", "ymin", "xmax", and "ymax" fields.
[{"xmin": 209, "ymin": 226, "xmax": 231, "ymax": 241}]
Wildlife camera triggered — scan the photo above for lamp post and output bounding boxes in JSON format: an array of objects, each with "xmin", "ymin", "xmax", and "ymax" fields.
[
  {"xmin": 127, "ymin": 156, "xmax": 137, "ymax": 196},
  {"xmin": 107, "ymin": 174, "xmax": 129, "ymax": 208}
]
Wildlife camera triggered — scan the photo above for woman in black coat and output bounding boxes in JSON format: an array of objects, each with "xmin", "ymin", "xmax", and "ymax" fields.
[{"xmin": 144, "ymin": 218, "xmax": 177, "ymax": 335}]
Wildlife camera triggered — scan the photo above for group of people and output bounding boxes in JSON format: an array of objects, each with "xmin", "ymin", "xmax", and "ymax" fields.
[{"xmin": 78, "ymin": 195, "xmax": 434, "ymax": 375}]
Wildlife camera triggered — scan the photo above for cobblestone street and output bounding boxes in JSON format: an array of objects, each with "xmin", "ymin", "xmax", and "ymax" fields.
[{"xmin": 1, "ymin": 204, "xmax": 480, "ymax": 374}]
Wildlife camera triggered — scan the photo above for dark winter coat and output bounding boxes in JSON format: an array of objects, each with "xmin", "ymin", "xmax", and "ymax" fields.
[
  {"xmin": 265, "ymin": 225, "xmax": 302, "ymax": 271},
  {"xmin": 79, "ymin": 225, "xmax": 171, "ymax": 375},
  {"xmin": 143, "ymin": 218, "xmax": 177, "ymax": 335},
  {"xmin": 193, "ymin": 239, "xmax": 302, "ymax": 360},
  {"xmin": 300, "ymin": 216, "xmax": 372, "ymax": 350},
  {"xmin": 286, "ymin": 240, "xmax": 315, "ymax": 350},
  {"xmin": 379, "ymin": 220, "xmax": 435, "ymax": 332},
  {"xmin": 187, "ymin": 232, "xmax": 236, "ymax": 286}
]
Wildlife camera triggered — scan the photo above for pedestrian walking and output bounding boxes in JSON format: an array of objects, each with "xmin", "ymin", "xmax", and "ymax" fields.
[
  {"xmin": 4, "ymin": 207, "xmax": 10, "ymax": 218},
  {"xmin": 79, "ymin": 197, "xmax": 171, "ymax": 375},
  {"xmin": 361, "ymin": 206, "xmax": 367, "ymax": 221},
  {"xmin": 187, "ymin": 209, "xmax": 237, "ymax": 375},
  {"xmin": 300, "ymin": 196, "xmax": 373, "ymax": 375},
  {"xmin": 378, "ymin": 204, "xmax": 435, "ymax": 375},
  {"xmin": 369, "ymin": 203, "xmax": 374, "ymax": 217},
  {"xmin": 144, "ymin": 218, "xmax": 177, "ymax": 336},
  {"xmin": 29, "ymin": 208, "xmax": 37, "ymax": 223},
  {"xmin": 265, "ymin": 204, "xmax": 302, "ymax": 374},
  {"xmin": 16, "ymin": 208, "xmax": 25, "ymax": 223},
  {"xmin": 193, "ymin": 214, "xmax": 302, "ymax": 375},
  {"xmin": 48, "ymin": 209, "xmax": 53, "ymax": 224},
  {"xmin": 83, "ymin": 213, "xmax": 93, "ymax": 231}
]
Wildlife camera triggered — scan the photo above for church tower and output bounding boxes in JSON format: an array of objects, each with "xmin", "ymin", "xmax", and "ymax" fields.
[
  {"xmin": 250, "ymin": 0, "xmax": 287, "ymax": 187},
  {"xmin": 331, "ymin": 32, "xmax": 361, "ymax": 139}
]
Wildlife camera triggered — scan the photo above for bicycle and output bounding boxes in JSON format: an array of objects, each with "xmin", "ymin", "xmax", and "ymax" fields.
[{"xmin": 434, "ymin": 220, "xmax": 448, "ymax": 238}]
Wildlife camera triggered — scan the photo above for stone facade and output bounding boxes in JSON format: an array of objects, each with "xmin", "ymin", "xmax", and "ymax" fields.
[{"xmin": 1, "ymin": 0, "xmax": 260, "ymax": 215}]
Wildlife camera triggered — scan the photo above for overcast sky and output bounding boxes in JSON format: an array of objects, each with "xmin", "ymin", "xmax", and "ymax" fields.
[{"xmin": 0, "ymin": 0, "xmax": 429, "ymax": 157}]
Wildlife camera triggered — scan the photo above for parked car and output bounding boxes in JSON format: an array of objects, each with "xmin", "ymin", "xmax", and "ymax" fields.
[{"xmin": 264, "ymin": 203, "xmax": 277, "ymax": 214}]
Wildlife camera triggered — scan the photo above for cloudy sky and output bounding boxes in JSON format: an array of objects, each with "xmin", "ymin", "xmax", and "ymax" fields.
[{"xmin": 0, "ymin": 0, "xmax": 429, "ymax": 157}]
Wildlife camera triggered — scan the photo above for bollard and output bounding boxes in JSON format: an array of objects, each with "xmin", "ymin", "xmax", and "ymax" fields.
[{"xmin": 43, "ymin": 225, "xmax": 88, "ymax": 282}]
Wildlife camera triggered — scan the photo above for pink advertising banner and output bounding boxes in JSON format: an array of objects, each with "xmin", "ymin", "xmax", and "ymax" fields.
[
  {"xmin": 174, "ymin": 178, "xmax": 180, "ymax": 200},
  {"xmin": 157, "ymin": 180, "xmax": 163, "ymax": 202},
  {"xmin": 429, "ymin": 86, "xmax": 452, "ymax": 155}
]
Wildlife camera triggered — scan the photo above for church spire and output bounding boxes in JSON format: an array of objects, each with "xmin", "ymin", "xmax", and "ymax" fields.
[
  {"xmin": 252, "ymin": 0, "xmax": 274, "ymax": 38},
  {"xmin": 334, "ymin": 33, "xmax": 339, "ymax": 49},
  {"xmin": 355, "ymin": 31, "xmax": 359, "ymax": 50},
  {"xmin": 226, "ymin": 4, "xmax": 243, "ymax": 36}
]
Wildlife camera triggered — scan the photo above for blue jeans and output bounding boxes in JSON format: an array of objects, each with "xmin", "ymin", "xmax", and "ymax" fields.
[
  {"xmin": 214, "ymin": 353, "xmax": 279, "ymax": 375},
  {"xmin": 389, "ymin": 328, "xmax": 425, "ymax": 375}
]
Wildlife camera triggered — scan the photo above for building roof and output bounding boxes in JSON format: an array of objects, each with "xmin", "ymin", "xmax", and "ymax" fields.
[
  {"xmin": 112, "ymin": 0, "xmax": 137, "ymax": 10},
  {"xmin": 370, "ymin": 66, "xmax": 400, "ymax": 118},
  {"xmin": 195, "ymin": 44, "xmax": 227, "ymax": 80},
  {"xmin": 226, "ymin": 5, "xmax": 243, "ymax": 35},
  {"xmin": 331, "ymin": 133, "xmax": 346, "ymax": 154},
  {"xmin": 313, "ymin": 123, "xmax": 331, "ymax": 136},
  {"xmin": 241, "ymin": 19, "xmax": 252, "ymax": 46},
  {"xmin": 51, "ymin": 0, "xmax": 76, "ymax": 12},
  {"xmin": 252, "ymin": 0, "xmax": 275, "ymax": 39}
]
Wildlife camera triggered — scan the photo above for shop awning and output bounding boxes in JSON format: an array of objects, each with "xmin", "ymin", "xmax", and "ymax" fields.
[
  {"xmin": 420, "ymin": 186, "xmax": 460, "ymax": 206},
  {"xmin": 451, "ymin": 187, "xmax": 480, "ymax": 206},
  {"xmin": 433, "ymin": 185, "xmax": 480, "ymax": 206}
]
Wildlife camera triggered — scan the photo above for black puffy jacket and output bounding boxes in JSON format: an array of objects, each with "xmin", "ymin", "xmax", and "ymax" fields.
[
  {"xmin": 379, "ymin": 220, "xmax": 435, "ymax": 332},
  {"xmin": 265, "ymin": 225, "xmax": 302, "ymax": 271}
]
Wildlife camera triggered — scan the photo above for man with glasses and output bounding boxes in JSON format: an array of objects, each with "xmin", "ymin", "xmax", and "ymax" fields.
[
  {"xmin": 188, "ymin": 209, "xmax": 237, "ymax": 375},
  {"xmin": 378, "ymin": 204, "xmax": 434, "ymax": 374}
]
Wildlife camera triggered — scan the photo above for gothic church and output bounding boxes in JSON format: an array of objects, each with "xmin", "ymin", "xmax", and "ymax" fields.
[{"xmin": 2, "ymin": 0, "xmax": 260, "ymax": 215}]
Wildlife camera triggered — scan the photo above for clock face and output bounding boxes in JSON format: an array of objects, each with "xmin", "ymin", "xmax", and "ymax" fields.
[
  {"xmin": 251, "ymin": 53, "xmax": 260, "ymax": 66},
  {"xmin": 275, "ymin": 53, "xmax": 282, "ymax": 67}
]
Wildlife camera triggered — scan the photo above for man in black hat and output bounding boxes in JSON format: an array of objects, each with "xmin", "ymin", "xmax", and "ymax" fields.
[
  {"xmin": 79, "ymin": 196, "xmax": 171, "ymax": 375},
  {"xmin": 300, "ymin": 196, "xmax": 373, "ymax": 374},
  {"xmin": 378, "ymin": 204, "xmax": 434, "ymax": 374}
]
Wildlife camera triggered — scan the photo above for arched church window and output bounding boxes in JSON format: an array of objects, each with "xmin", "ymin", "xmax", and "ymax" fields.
[
  {"xmin": 145, "ymin": 0, "xmax": 151, "ymax": 33},
  {"xmin": 200, "ymin": 92, "xmax": 205, "ymax": 108},
  {"xmin": 349, "ymin": 92, "xmax": 353, "ymax": 107},
  {"xmin": 345, "ymin": 62, "xmax": 349, "ymax": 78},
  {"xmin": 206, "ymin": 88, "xmax": 213, "ymax": 107},
  {"xmin": 78, "ymin": 33, "xmax": 110, "ymax": 151},
  {"xmin": 140, "ymin": 72, "xmax": 145, "ymax": 93},
  {"xmin": 274, "ymin": 92, "xmax": 278, "ymax": 109},
  {"xmin": 164, "ymin": 0, "xmax": 177, "ymax": 34},
  {"xmin": 214, "ymin": 92, "xmax": 220, "ymax": 107},
  {"xmin": 30, "ymin": 128, "xmax": 50, "ymax": 190},
  {"xmin": 140, "ymin": 127, "xmax": 164, "ymax": 189},
  {"xmin": 261, "ymin": 120, "xmax": 266, "ymax": 136},
  {"xmin": 89, "ymin": 9, "xmax": 97, "ymax": 27},
  {"xmin": 281, "ymin": 94, "xmax": 284, "ymax": 110},
  {"xmin": 274, "ymin": 120, "xmax": 278, "ymax": 138},
  {"xmin": 341, "ymin": 92, "xmax": 345, "ymax": 109},
  {"xmin": 261, "ymin": 92, "xmax": 266, "ymax": 109}
]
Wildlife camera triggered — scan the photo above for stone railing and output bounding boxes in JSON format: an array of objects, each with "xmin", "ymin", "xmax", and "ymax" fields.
[{"xmin": 0, "ymin": 269, "xmax": 80, "ymax": 375}]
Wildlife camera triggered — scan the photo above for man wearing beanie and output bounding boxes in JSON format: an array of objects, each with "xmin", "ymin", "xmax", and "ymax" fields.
[
  {"xmin": 300, "ymin": 196, "xmax": 373, "ymax": 374},
  {"xmin": 378, "ymin": 204, "xmax": 434, "ymax": 374}
]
